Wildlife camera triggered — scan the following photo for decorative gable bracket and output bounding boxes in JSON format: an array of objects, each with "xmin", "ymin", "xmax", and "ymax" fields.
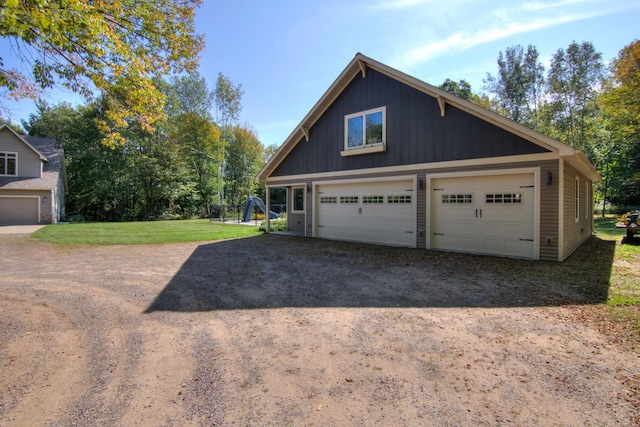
[
  {"xmin": 358, "ymin": 60, "xmax": 367, "ymax": 78},
  {"xmin": 301, "ymin": 126, "xmax": 310, "ymax": 142},
  {"xmin": 436, "ymin": 95, "xmax": 446, "ymax": 117}
]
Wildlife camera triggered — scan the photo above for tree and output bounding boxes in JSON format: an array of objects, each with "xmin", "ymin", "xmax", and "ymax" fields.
[
  {"xmin": 224, "ymin": 125, "xmax": 263, "ymax": 212},
  {"xmin": 438, "ymin": 79, "xmax": 473, "ymax": 100},
  {"xmin": 545, "ymin": 41, "xmax": 604, "ymax": 154},
  {"xmin": 171, "ymin": 112, "xmax": 223, "ymax": 216},
  {"xmin": 0, "ymin": 0, "xmax": 204, "ymax": 146},
  {"xmin": 213, "ymin": 73, "xmax": 243, "ymax": 205},
  {"xmin": 598, "ymin": 40, "xmax": 640, "ymax": 208},
  {"xmin": 165, "ymin": 71, "xmax": 215, "ymax": 120},
  {"xmin": 483, "ymin": 45, "xmax": 545, "ymax": 127},
  {"xmin": 0, "ymin": 115, "xmax": 24, "ymax": 133},
  {"xmin": 22, "ymin": 100, "xmax": 80, "ymax": 146}
]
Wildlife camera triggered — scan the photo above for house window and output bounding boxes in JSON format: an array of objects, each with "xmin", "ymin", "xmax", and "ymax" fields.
[
  {"xmin": 0, "ymin": 152, "xmax": 17, "ymax": 176},
  {"xmin": 575, "ymin": 176, "xmax": 580, "ymax": 222},
  {"xmin": 345, "ymin": 107, "xmax": 386, "ymax": 150},
  {"xmin": 292, "ymin": 187, "xmax": 305, "ymax": 213}
]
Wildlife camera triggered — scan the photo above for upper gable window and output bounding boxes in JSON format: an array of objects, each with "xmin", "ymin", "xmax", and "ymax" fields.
[
  {"xmin": 0, "ymin": 152, "xmax": 17, "ymax": 176},
  {"xmin": 341, "ymin": 107, "xmax": 386, "ymax": 156}
]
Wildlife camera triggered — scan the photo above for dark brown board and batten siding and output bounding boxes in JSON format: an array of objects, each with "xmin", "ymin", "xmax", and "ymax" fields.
[{"xmin": 271, "ymin": 69, "xmax": 549, "ymax": 177}]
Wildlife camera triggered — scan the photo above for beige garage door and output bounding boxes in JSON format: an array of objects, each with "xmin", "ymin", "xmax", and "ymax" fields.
[
  {"xmin": 0, "ymin": 197, "xmax": 39, "ymax": 225},
  {"xmin": 431, "ymin": 173, "xmax": 535, "ymax": 259},
  {"xmin": 315, "ymin": 180, "xmax": 416, "ymax": 247}
]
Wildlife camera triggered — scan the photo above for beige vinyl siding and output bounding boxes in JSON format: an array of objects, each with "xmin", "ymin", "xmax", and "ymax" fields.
[
  {"xmin": 0, "ymin": 132, "xmax": 42, "ymax": 177},
  {"xmin": 270, "ymin": 159, "xmax": 570, "ymax": 261},
  {"xmin": 538, "ymin": 160, "xmax": 559, "ymax": 261},
  {"xmin": 562, "ymin": 163, "xmax": 592, "ymax": 260},
  {"xmin": 288, "ymin": 185, "xmax": 307, "ymax": 235}
]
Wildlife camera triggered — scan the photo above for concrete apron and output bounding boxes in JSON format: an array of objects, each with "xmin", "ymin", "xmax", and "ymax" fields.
[{"xmin": 0, "ymin": 225, "xmax": 46, "ymax": 234}]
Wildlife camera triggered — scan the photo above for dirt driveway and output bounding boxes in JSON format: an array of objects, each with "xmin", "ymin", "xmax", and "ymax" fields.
[{"xmin": 0, "ymin": 234, "xmax": 638, "ymax": 426}]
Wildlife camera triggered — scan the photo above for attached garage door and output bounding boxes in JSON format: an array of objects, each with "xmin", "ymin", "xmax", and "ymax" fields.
[
  {"xmin": 0, "ymin": 197, "xmax": 39, "ymax": 225},
  {"xmin": 316, "ymin": 180, "xmax": 416, "ymax": 247},
  {"xmin": 431, "ymin": 173, "xmax": 535, "ymax": 259}
]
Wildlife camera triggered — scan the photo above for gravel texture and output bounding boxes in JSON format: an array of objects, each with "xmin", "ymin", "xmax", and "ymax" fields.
[{"xmin": 0, "ymin": 233, "xmax": 638, "ymax": 426}]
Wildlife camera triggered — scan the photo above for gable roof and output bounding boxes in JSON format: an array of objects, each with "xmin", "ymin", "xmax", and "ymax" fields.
[
  {"xmin": 0, "ymin": 124, "xmax": 49, "ymax": 162},
  {"xmin": 0, "ymin": 125, "xmax": 66, "ymax": 192},
  {"xmin": 257, "ymin": 53, "xmax": 600, "ymax": 182}
]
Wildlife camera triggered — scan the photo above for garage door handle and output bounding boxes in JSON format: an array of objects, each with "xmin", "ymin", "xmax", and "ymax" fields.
[
  {"xmin": 476, "ymin": 209, "xmax": 482, "ymax": 218},
  {"xmin": 475, "ymin": 209, "xmax": 477, "ymax": 218}
]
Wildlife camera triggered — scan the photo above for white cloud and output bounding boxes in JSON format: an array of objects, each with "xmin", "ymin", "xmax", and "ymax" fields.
[
  {"xmin": 392, "ymin": 2, "xmax": 619, "ymax": 69},
  {"xmin": 371, "ymin": 0, "xmax": 432, "ymax": 11}
]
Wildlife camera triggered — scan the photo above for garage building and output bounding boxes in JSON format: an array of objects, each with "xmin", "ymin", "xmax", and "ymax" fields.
[{"xmin": 257, "ymin": 54, "xmax": 599, "ymax": 261}]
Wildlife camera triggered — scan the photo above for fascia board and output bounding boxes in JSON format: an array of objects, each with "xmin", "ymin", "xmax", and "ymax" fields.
[
  {"xmin": 0, "ymin": 125, "xmax": 49, "ymax": 162},
  {"xmin": 257, "ymin": 56, "xmax": 364, "ymax": 181}
]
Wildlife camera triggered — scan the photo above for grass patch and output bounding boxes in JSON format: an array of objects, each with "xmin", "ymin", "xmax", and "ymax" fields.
[
  {"xmin": 588, "ymin": 215, "xmax": 640, "ymax": 350},
  {"xmin": 258, "ymin": 218, "xmax": 287, "ymax": 232},
  {"xmin": 32, "ymin": 219, "xmax": 262, "ymax": 245}
]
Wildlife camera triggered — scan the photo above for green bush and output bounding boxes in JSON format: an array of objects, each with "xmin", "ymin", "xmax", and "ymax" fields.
[{"xmin": 259, "ymin": 218, "xmax": 287, "ymax": 232}]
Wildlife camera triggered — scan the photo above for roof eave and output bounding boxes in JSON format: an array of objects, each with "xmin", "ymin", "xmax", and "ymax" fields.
[{"xmin": 0, "ymin": 124, "xmax": 49, "ymax": 162}]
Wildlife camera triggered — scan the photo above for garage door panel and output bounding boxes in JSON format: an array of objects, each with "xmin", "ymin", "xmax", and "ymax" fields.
[
  {"xmin": 431, "ymin": 173, "xmax": 535, "ymax": 259},
  {"xmin": 316, "ymin": 180, "xmax": 415, "ymax": 247},
  {"xmin": 0, "ymin": 197, "xmax": 39, "ymax": 225}
]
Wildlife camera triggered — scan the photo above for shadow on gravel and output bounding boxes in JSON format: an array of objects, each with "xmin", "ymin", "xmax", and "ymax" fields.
[{"xmin": 145, "ymin": 234, "xmax": 614, "ymax": 312}]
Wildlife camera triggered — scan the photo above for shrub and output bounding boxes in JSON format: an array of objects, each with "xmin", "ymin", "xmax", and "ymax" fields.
[{"xmin": 258, "ymin": 218, "xmax": 287, "ymax": 232}]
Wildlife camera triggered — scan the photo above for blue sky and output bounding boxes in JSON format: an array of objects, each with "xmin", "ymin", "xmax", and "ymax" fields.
[{"xmin": 2, "ymin": 0, "xmax": 639, "ymax": 147}]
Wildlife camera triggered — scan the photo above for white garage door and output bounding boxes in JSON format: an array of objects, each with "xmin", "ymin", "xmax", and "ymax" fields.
[
  {"xmin": 316, "ymin": 180, "xmax": 416, "ymax": 247},
  {"xmin": 0, "ymin": 197, "xmax": 39, "ymax": 225},
  {"xmin": 431, "ymin": 173, "xmax": 535, "ymax": 259}
]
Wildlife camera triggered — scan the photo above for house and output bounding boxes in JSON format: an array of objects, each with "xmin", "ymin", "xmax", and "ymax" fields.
[
  {"xmin": 0, "ymin": 125, "xmax": 67, "ymax": 225},
  {"xmin": 257, "ymin": 54, "xmax": 600, "ymax": 262}
]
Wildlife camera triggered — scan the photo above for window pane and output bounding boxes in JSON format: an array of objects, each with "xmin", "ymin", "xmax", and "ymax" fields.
[
  {"xmin": 365, "ymin": 111, "xmax": 383, "ymax": 145},
  {"xmin": 0, "ymin": 153, "xmax": 5, "ymax": 175},
  {"xmin": 293, "ymin": 188, "xmax": 304, "ymax": 211},
  {"xmin": 7, "ymin": 156, "xmax": 16, "ymax": 175},
  {"xmin": 347, "ymin": 116, "xmax": 363, "ymax": 148}
]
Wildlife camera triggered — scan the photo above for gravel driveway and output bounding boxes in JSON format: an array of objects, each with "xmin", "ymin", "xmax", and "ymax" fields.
[{"xmin": 0, "ymin": 233, "xmax": 638, "ymax": 426}]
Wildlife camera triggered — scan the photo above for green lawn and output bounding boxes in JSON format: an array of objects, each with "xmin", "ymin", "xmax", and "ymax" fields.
[
  {"xmin": 593, "ymin": 215, "xmax": 640, "ymax": 306},
  {"xmin": 32, "ymin": 219, "xmax": 262, "ymax": 245}
]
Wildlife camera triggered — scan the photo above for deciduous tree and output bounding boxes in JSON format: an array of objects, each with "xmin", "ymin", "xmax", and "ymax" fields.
[
  {"xmin": 546, "ymin": 41, "xmax": 604, "ymax": 154},
  {"xmin": 0, "ymin": 0, "xmax": 204, "ymax": 146},
  {"xmin": 483, "ymin": 44, "xmax": 545, "ymax": 127}
]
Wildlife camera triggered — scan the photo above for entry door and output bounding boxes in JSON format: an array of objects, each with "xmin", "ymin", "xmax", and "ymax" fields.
[
  {"xmin": 316, "ymin": 180, "xmax": 416, "ymax": 247},
  {"xmin": 431, "ymin": 173, "xmax": 535, "ymax": 258}
]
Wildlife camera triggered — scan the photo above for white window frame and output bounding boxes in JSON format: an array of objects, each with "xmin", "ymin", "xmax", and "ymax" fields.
[
  {"xmin": 291, "ymin": 186, "xmax": 305, "ymax": 213},
  {"xmin": 574, "ymin": 175, "xmax": 580, "ymax": 223},
  {"xmin": 0, "ymin": 151, "xmax": 18, "ymax": 176},
  {"xmin": 341, "ymin": 106, "xmax": 386, "ymax": 157},
  {"xmin": 584, "ymin": 181, "xmax": 589, "ymax": 220}
]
